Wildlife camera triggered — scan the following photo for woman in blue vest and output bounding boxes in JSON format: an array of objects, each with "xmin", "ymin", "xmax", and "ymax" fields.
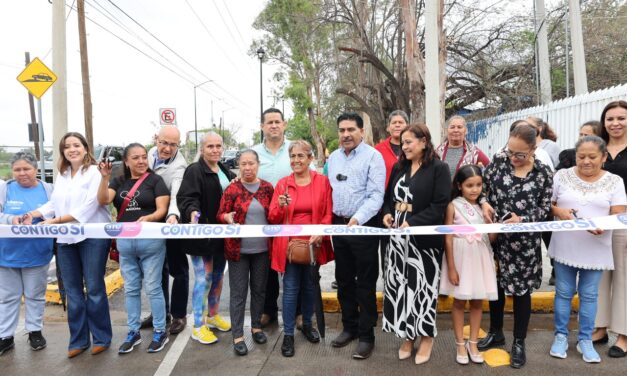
[{"xmin": 0, "ymin": 152, "xmax": 53, "ymax": 355}]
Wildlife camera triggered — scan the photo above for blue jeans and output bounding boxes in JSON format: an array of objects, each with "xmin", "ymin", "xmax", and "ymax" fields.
[
  {"xmin": 56, "ymin": 238, "xmax": 112, "ymax": 350},
  {"xmin": 282, "ymin": 263, "xmax": 314, "ymax": 336},
  {"xmin": 117, "ymin": 239, "xmax": 166, "ymax": 332},
  {"xmin": 554, "ymin": 261, "xmax": 603, "ymax": 341}
]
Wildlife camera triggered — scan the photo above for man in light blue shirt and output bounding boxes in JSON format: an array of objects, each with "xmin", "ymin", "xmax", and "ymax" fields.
[
  {"xmin": 252, "ymin": 108, "xmax": 292, "ymax": 328},
  {"xmin": 252, "ymin": 109, "xmax": 293, "ymax": 187},
  {"xmin": 328, "ymin": 112, "xmax": 385, "ymax": 360}
]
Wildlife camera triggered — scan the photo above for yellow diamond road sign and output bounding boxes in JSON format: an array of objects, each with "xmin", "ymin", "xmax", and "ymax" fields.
[{"xmin": 17, "ymin": 57, "xmax": 57, "ymax": 99}]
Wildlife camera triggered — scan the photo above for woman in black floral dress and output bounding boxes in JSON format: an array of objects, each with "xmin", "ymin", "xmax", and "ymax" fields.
[{"xmin": 477, "ymin": 122, "xmax": 553, "ymax": 369}]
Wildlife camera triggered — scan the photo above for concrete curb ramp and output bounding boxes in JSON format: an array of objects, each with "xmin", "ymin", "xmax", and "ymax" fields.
[{"xmin": 46, "ymin": 271, "xmax": 570, "ymax": 313}]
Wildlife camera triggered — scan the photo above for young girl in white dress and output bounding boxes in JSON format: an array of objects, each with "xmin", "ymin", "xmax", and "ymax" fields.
[{"xmin": 440, "ymin": 165, "xmax": 498, "ymax": 365}]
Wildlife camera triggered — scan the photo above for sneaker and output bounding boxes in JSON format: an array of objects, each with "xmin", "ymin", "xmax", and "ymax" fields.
[
  {"xmin": 0, "ymin": 337, "xmax": 15, "ymax": 355},
  {"xmin": 577, "ymin": 340, "xmax": 601, "ymax": 363},
  {"xmin": 550, "ymin": 333, "xmax": 568, "ymax": 359},
  {"xmin": 118, "ymin": 331, "xmax": 142, "ymax": 354},
  {"xmin": 28, "ymin": 331, "xmax": 47, "ymax": 351},
  {"xmin": 192, "ymin": 326, "xmax": 218, "ymax": 344},
  {"xmin": 206, "ymin": 315, "xmax": 231, "ymax": 332},
  {"xmin": 147, "ymin": 331, "xmax": 169, "ymax": 353}
]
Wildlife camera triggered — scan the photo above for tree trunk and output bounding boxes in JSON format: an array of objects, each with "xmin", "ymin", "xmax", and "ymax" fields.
[
  {"xmin": 306, "ymin": 85, "xmax": 325, "ymax": 167},
  {"xmin": 400, "ymin": 0, "xmax": 426, "ymax": 123}
]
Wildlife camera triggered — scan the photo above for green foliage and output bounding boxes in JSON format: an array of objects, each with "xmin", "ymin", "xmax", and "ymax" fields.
[{"xmin": 326, "ymin": 139, "xmax": 339, "ymax": 154}]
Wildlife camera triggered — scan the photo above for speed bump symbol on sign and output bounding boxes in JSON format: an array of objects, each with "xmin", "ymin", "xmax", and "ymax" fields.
[{"xmin": 17, "ymin": 57, "xmax": 57, "ymax": 99}]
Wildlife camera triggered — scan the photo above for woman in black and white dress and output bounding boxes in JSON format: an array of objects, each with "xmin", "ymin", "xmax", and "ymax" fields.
[{"xmin": 382, "ymin": 124, "xmax": 451, "ymax": 365}]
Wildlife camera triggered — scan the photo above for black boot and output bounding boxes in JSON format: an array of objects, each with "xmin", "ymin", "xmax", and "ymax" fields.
[
  {"xmin": 477, "ymin": 330, "xmax": 505, "ymax": 351},
  {"xmin": 510, "ymin": 338, "xmax": 526, "ymax": 369},
  {"xmin": 281, "ymin": 335, "xmax": 295, "ymax": 357}
]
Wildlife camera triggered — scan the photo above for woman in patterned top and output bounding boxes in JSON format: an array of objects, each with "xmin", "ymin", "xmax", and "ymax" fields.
[
  {"xmin": 381, "ymin": 124, "xmax": 451, "ymax": 365},
  {"xmin": 217, "ymin": 150, "xmax": 274, "ymax": 356},
  {"xmin": 477, "ymin": 122, "xmax": 553, "ymax": 369}
]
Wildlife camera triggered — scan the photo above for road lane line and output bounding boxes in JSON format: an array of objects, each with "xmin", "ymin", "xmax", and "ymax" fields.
[{"xmin": 153, "ymin": 319, "xmax": 191, "ymax": 376}]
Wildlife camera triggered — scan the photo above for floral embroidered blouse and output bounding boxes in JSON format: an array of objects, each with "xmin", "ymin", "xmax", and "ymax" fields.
[
  {"xmin": 484, "ymin": 152, "xmax": 553, "ymax": 295},
  {"xmin": 548, "ymin": 168, "xmax": 626, "ymax": 270}
]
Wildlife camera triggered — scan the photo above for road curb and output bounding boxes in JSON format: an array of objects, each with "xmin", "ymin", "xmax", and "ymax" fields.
[
  {"xmin": 47, "ymin": 273, "xmax": 568, "ymax": 314},
  {"xmin": 322, "ymin": 291, "xmax": 573, "ymax": 313},
  {"xmin": 46, "ymin": 269, "xmax": 124, "ymax": 304}
]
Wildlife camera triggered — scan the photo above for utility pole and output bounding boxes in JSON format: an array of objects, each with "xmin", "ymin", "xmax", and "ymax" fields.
[
  {"xmin": 25, "ymin": 52, "xmax": 41, "ymax": 160},
  {"xmin": 569, "ymin": 0, "xmax": 588, "ymax": 94},
  {"xmin": 424, "ymin": 0, "xmax": 442, "ymax": 145},
  {"xmin": 564, "ymin": 10, "xmax": 570, "ymax": 97},
  {"xmin": 534, "ymin": 0, "xmax": 552, "ymax": 104},
  {"xmin": 77, "ymin": 0, "xmax": 94, "ymax": 151},
  {"xmin": 52, "ymin": 0, "xmax": 68, "ymax": 175}
]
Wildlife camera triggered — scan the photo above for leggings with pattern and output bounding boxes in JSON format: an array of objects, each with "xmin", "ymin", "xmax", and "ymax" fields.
[{"xmin": 190, "ymin": 252, "xmax": 226, "ymax": 328}]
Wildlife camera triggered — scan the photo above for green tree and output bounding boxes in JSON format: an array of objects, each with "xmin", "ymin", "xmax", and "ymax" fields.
[{"xmin": 253, "ymin": 0, "xmax": 335, "ymax": 166}]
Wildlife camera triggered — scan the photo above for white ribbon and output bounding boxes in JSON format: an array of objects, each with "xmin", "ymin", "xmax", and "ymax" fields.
[{"xmin": 0, "ymin": 214, "xmax": 625, "ymax": 239}]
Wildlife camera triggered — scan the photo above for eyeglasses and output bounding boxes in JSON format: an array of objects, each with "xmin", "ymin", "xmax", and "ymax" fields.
[
  {"xmin": 157, "ymin": 140, "xmax": 179, "ymax": 149},
  {"xmin": 504, "ymin": 149, "xmax": 530, "ymax": 160},
  {"xmin": 336, "ymin": 174, "xmax": 348, "ymax": 181}
]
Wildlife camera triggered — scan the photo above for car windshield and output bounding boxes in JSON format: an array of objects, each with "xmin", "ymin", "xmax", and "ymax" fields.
[{"xmin": 223, "ymin": 150, "xmax": 237, "ymax": 158}]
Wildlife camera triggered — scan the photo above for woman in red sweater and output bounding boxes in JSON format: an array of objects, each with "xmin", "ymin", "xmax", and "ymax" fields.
[
  {"xmin": 217, "ymin": 150, "xmax": 274, "ymax": 356},
  {"xmin": 268, "ymin": 140, "xmax": 334, "ymax": 357}
]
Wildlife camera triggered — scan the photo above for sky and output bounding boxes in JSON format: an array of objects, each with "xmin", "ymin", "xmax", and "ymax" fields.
[{"xmin": 0, "ymin": 0, "xmax": 283, "ymax": 151}]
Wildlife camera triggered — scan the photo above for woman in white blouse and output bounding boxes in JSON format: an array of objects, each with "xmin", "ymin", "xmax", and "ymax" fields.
[
  {"xmin": 548, "ymin": 135, "xmax": 626, "ymax": 363},
  {"xmin": 28, "ymin": 132, "xmax": 112, "ymax": 358}
]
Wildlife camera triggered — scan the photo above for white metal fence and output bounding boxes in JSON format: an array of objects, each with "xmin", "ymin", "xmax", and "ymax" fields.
[{"xmin": 467, "ymin": 83, "xmax": 627, "ymax": 156}]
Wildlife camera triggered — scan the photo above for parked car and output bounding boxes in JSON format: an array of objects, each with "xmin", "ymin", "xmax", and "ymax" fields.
[
  {"xmin": 36, "ymin": 145, "xmax": 124, "ymax": 183},
  {"xmin": 221, "ymin": 149, "xmax": 240, "ymax": 169},
  {"xmin": 94, "ymin": 145, "xmax": 124, "ymax": 179}
]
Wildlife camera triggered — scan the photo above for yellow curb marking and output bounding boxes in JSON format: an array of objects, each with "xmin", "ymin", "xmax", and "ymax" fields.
[
  {"xmin": 483, "ymin": 348, "xmax": 511, "ymax": 367},
  {"xmin": 46, "ymin": 270, "xmax": 124, "ymax": 304}
]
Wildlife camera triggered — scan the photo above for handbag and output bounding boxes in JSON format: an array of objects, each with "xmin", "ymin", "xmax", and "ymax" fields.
[
  {"xmin": 109, "ymin": 173, "xmax": 150, "ymax": 262},
  {"xmin": 284, "ymin": 185, "xmax": 319, "ymax": 265}
]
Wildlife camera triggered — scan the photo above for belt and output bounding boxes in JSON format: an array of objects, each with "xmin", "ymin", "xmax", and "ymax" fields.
[
  {"xmin": 332, "ymin": 215, "xmax": 352, "ymax": 225},
  {"xmin": 395, "ymin": 202, "xmax": 413, "ymax": 213}
]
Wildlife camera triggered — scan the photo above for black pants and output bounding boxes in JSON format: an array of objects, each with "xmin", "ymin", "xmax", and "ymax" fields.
[
  {"xmin": 488, "ymin": 287, "xmax": 531, "ymax": 339},
  {"xmin": 263, "ymin": 269, "xmax": 280, "ymax": 318},
  {"xmin": 161, "ymin": 239, "xmax": 190, "ymax": 319},
  {"xmin": 332, "ymin": 216, "xmax": 379, "ymax": 342}
]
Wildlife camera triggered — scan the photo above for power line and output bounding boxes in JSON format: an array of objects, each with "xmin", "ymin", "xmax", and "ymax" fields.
[
  {"xmin": 106, "ymin": 0, "xmax": 212, "ymax": 82},
  {"xmin": 64, "ymin": 2, "xmax": 197, "ymax": 86},
  {"xmin": 218, "ymin": 0, "xmax": 248, "ymax": 47},
  {"xmin": 104, "ymin": 0, "xmax": 254, "ymax": 113},
  {"xmin": 184, "ymin": 0, "xmax": 253, "ymax": 76},
  {"xmin": 210, "ymin": 0, "xmax": 255, "ymax": 71},
  {"xmin": 85, "ymin": 0, "xmax": 199, "ymax": 84}
]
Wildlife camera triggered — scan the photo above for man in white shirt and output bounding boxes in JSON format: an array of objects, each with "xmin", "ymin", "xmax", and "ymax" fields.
[{"xmin": 141, "ymin": 126, "xmax": 189, "ymax": 334}]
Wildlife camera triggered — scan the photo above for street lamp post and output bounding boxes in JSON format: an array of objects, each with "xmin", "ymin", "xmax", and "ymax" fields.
[
  {"xmin": 193, "ymin": 79, "xmax": 213, "ymax": 154},
  {"xmin": 256, "ymin": 47, "xmax": 265, "ymax": 143}
]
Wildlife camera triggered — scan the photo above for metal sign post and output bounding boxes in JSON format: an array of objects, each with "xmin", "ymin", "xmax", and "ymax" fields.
[{"xmin": 37, "ymin": 99, "xmax": 45, "ymax": 181}]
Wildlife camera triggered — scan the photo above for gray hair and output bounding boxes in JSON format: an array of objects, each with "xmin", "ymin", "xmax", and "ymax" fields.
[
  {"xmin": 387, "ymin": 110, "xmax": 409, "ymax": 125},
  {"xmin": 239, "ymin": 149, "xmax": 259, "ymax": 163},
  {"xmin": 199, "ymin": 131, "xmax": 223, "ymax": 146},
  {"xmin": 575, "ymin": 135, "xmax": 607, "ymax": 154},
  {"xmin": 446, "ymin": 115, "xmax": 467, "ymax": 127},
  {"xmin": 194, "ymin": 131, "xmax": 224, "ymax": 162},
  {"xmin": 288, "ymin": 140, "xmax": 313, "ymax": 156},
  {"xmin": 10, "ymin": 152, "xmax": 38, "ymax": 169}
]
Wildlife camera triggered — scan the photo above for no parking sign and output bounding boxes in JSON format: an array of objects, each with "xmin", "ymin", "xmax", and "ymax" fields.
[{"xmin": 159, "ymin": 108, "xmax": 177, "ymax": 125}]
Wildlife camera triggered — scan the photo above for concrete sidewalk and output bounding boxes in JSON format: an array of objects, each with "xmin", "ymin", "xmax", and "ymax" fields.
[{"xmin": 3, "ymin": 306, "xmax": 623, "ymax": 376}]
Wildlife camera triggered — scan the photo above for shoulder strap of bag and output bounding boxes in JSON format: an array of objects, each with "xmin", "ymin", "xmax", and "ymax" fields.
[{"xmin": 117, "ymin": 172, "xmax": 149, "ymax": 221}]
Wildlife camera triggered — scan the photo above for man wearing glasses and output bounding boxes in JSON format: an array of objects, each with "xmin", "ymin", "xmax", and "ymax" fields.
[
  {"xmin": 328, "ymin": 112, "xmax": 385, "ymax": 359},
  {"xmin": 141, "ymin": 125, "xmax": 189, "ymax": 335}
]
